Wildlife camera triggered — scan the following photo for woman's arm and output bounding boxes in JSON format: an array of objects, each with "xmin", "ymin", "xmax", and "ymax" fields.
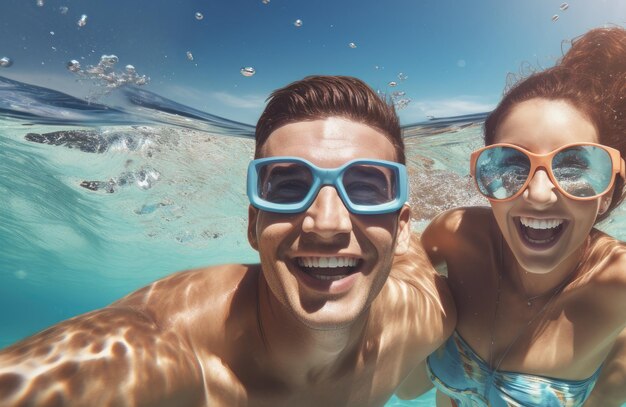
[
  {"xmin": 395, "ymin": 360, "xmax": 433, "ymax": 399},
  {"xmin": 584, "ymin": 329, "xmax": 626, "ymax": 406}
]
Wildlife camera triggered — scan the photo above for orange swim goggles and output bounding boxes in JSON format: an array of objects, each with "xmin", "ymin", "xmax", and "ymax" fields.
[{"xmin": 470, "ymin": 142, "xmax": 626, "ymax": 201}]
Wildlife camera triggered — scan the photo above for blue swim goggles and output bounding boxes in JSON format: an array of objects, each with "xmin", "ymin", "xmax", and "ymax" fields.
[{"xmin": 247, "ymin": 156, "xmax": 408, "ymax": 214}]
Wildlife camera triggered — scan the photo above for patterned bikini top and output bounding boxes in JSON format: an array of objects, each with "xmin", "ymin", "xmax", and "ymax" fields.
[{"xmin": 426, "ymin": 331, "xmax": 602, "ymax": 407}]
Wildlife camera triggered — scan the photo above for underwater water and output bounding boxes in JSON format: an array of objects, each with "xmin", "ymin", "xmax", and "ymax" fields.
[
  {"xmin": 1, "ymin": 0, "xmax": 626, "ymax": 405},
  {"xmin": 1, "ymin": 78, "xmax": 626, "ymax": 406}
]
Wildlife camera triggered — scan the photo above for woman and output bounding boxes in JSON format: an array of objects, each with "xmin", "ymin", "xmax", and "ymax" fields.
[{"xmin": 422, "ymin": 27, "xmax": 626, "ymax": 406}]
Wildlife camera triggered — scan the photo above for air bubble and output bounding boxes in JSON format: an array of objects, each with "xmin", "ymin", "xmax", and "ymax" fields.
[
  {"xmin": 77, "ymin": 14, "xmax": 88, "ymax": 27},
  {"xmin": 195, "ymin": 12, "xmax": 204, "ymax": 20},
  {"xmin": 67, "ymin": 54, "xmax": 149, "ymax": 94},
  {"xmin": 67, "ymin": 59, "xmax": 81, "ymax": 72},
  {"xmin": 262, "ymin": 0, "xmax": 270, "ymax": 4},
  {"xmin": 551, "ymin": 14, "xmax": 559, "ymax": 22},
  {"xmin": 36, "ymin": 0, "xmax": 44, "ymax": 7},
  {"xmin": 186, "ymin": 51, "xmax": 194, "ymax": 61},
  {"xmin": 348, "ymin": 42, "xmax": 357, "ymax": 49},
  {"xmin": 50, "ymin": 31, "xmax": 55, "ymax": 35},
  {"xmin": 388, "ymin": 81, "xmax": 397, "ymax": 87},
  {"xmin": 59, "ymin": 6, "xmax": 68, "ymax": 14},
  {"xmin": 294, "ymin": 19, "xmax": 303, "ymax": 27},
  {"xmin": 397, "ymin": 72, "xmax": 408, "ymax": 81},
  {"xmin": 240, "ymin": 66, "xmax": 256, "ymax": 77},
  {"xmin": 0, "ymin": 57, "xmax": 13, "ymax": 68},
  {"xmin": 394, "ymin": 98, "xmax": 411, "ymax": 110},
  {"xmin": 100, "ymin": 54, "xmax": 118, "ymax": 66},
  {"xmin": 560, "ymin": 3, "xmax": 569, "ymax": 11}
]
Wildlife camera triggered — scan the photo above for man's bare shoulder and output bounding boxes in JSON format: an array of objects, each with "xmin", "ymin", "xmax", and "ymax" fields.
[
  {"xmin": 0, "ymin": 263, "xmax": 261, "ymax": 407},
  {"xmin": 385, "ymin": 235, "xmax": 456, "ymax": 357},
  {"xmin": 116, "ymin": 263, "xmax": 260, "ymax": 327},
  {"xmin": 0, "ymin": 303, "xmax": 206, "ymax": 406}
]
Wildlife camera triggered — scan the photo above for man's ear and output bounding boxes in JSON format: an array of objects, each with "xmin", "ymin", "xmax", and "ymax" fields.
[
  {"xmin": 247, "ymin": 205, "xmax": 259, "ymax": 251},
  {"xmin": 394, "ymin": 204, "xmax": 411, "ymax": 256}
]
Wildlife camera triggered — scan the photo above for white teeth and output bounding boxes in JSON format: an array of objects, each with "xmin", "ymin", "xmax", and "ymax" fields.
[
  {"xmin": 313, "ymin": 274, "xmax": 348, "ymax": 281},
  {"xmin": 519, "ymin": 217, "xmax": 563, "ymax": 230},
  {"xmin": 297, "ymin": 257, "xmax": 358, "ymax": 268}
]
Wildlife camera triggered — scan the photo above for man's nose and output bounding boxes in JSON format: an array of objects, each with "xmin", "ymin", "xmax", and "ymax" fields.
[
  {"xmin": 301, "ymin": 186, "xmax": 352, "ymax": 238},
  {"xmin": 523, "ymin": 169, "xmax": 558, "ymax": 208}
]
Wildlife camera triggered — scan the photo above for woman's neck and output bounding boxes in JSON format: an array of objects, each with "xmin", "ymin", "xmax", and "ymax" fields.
[{"xmin": 502, "ymin": 235, "xmax": 589, "ymax": 302}]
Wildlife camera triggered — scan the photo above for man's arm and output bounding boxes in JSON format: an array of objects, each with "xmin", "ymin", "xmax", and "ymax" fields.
[
  {"xmin": 390, "ymin": 232, "xmax": 456, "ymax": 400},
  {"xmin": 0, "ymin": 306, "xmax": 204, "ymax": 407}
]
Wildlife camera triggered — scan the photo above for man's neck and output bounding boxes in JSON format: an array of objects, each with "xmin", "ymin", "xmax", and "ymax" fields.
[{"xmin": 256, "ymin": 277, "xmax": 370, "ymax": 388}]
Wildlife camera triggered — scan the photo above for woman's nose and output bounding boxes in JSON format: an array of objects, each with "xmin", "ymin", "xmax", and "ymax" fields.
[{"xmin": 522, "ymin": 169, "xmax": 558, "ymax": 208}]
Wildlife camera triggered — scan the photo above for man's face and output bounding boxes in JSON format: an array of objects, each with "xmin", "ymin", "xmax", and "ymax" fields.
[{"xmin": 248, "ymin": 117, "xmax": 410, "ymax": 329}]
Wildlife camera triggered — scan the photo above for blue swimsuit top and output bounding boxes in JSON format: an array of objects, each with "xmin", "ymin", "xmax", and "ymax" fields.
[{"xmin": 426, "ymin": 331, "xmax": 602, "ymax": 407}]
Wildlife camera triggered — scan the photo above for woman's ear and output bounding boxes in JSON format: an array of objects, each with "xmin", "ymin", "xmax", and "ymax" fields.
[{"xmin": 598, "ymin": 193, "xmax": 613, "ymax": 216}]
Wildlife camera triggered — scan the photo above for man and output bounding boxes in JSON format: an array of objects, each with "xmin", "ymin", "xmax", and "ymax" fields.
[{"xmin": 0, "ymin": 75, "xmax": 454, "ymax": 406}]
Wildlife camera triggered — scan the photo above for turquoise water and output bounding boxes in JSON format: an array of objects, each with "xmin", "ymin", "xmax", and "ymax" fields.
[
  {"xmin": 1, "ymin": 114, "xmax": 477, "ymax": 406},
  {"xmin": 1, "ymin": 1, "xmax": 625, "ymax": 405},
  {"xmin": 2, "ymin": 110, "xmax": 626, "ymax": 405},
  {"xmin": 0, "ymin": 114, "xmax": 488, "ymax": 348}
]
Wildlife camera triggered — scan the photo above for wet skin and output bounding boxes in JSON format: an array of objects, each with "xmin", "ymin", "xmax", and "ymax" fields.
[
  {"xmin": 490, "ymin": 99, "xmax": 606, "ymax": 282},
  {"xmin": 422, "ymin": 98, "xmax": 626, "ymax": 405},
  {"xmin": 0, "ymin": 117, "xmax": 454, "ymax": 407},
  {"xmin": 249, "ymin": 118, "xmax": 411, "ymax": 330}
]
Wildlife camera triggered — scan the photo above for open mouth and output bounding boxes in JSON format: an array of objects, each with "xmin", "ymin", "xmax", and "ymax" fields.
[
  {"xmin": 517, "ymin": 216, "xmax": 566, "ymax": 249},
  {"xmin": 296, "ymin": 257, "xmax": 360, "ymax": 282}
]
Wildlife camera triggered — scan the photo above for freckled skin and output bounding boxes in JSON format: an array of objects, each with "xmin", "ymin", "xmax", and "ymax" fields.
[{"xmin": 0, "ymin": 118, "xmax": 455, "ymax": 407}]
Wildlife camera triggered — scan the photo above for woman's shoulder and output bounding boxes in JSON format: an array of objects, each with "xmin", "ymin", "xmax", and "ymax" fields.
[
  {"xmin": 580, "ymin": 231, "xmax": 626, "ymax": 328},
  {"xmin": 428, "ymin": 205, "xmax": 493, "ymax": 228},
  {"xmin": 588, "ymin": 230, "xmax": 626, "ymax": 285},
  {"xmin": 423, "ymin": 206, "xmax": 496, "ymax": 247}
]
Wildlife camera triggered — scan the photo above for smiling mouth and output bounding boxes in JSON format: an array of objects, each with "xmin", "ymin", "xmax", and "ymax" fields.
[
  {"xmin": 517, "ymin": 216, "xmax": 566, "ymax": 248},
  {"xmin": 296, "ymin": 257, "xmax": 360, "ymax": 281}
]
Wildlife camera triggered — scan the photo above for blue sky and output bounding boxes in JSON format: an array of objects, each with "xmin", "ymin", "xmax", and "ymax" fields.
[{"xmin": 0, "ymin": 0, "xmax": 624, "ymax": 125}]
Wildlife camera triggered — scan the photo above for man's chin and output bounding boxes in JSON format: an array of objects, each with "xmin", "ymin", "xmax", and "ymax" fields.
[{"xmin": 290, "ymin": 299, "xmax": 370, "ymax": 331}]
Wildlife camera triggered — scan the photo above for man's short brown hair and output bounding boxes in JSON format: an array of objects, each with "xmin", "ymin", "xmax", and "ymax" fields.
[{"xmin": 255, "ymin": 75, "xmax": 404, "ymax": 163}]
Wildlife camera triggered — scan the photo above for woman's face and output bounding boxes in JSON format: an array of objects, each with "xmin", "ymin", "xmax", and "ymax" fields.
[{"xmin": 490, "ymin": 98, "xmax": 608, "ymax": 274}]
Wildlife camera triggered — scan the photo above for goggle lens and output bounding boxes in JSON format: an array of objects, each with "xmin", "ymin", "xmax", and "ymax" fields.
[
  {"xmin": 249, "ymin": 157, "xmax": 407, "ymax": 214},
  {"xmin": 342, "ymin": 164, "xmax": 397, "ymax": 205},
  {"xmin": 552, "ymin": 146, "xmax": 613, "ymax": 197},
  {"xmin": 258, "ymin": 162, "xmax": 314, "ymax": 204},
  {"xmin": 475, "ymin": 146, "xmax": 530, "ymax": 200},
  {"xmin": 474, "ymin": 145, "xmax": 615, "ymax": 200}
]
